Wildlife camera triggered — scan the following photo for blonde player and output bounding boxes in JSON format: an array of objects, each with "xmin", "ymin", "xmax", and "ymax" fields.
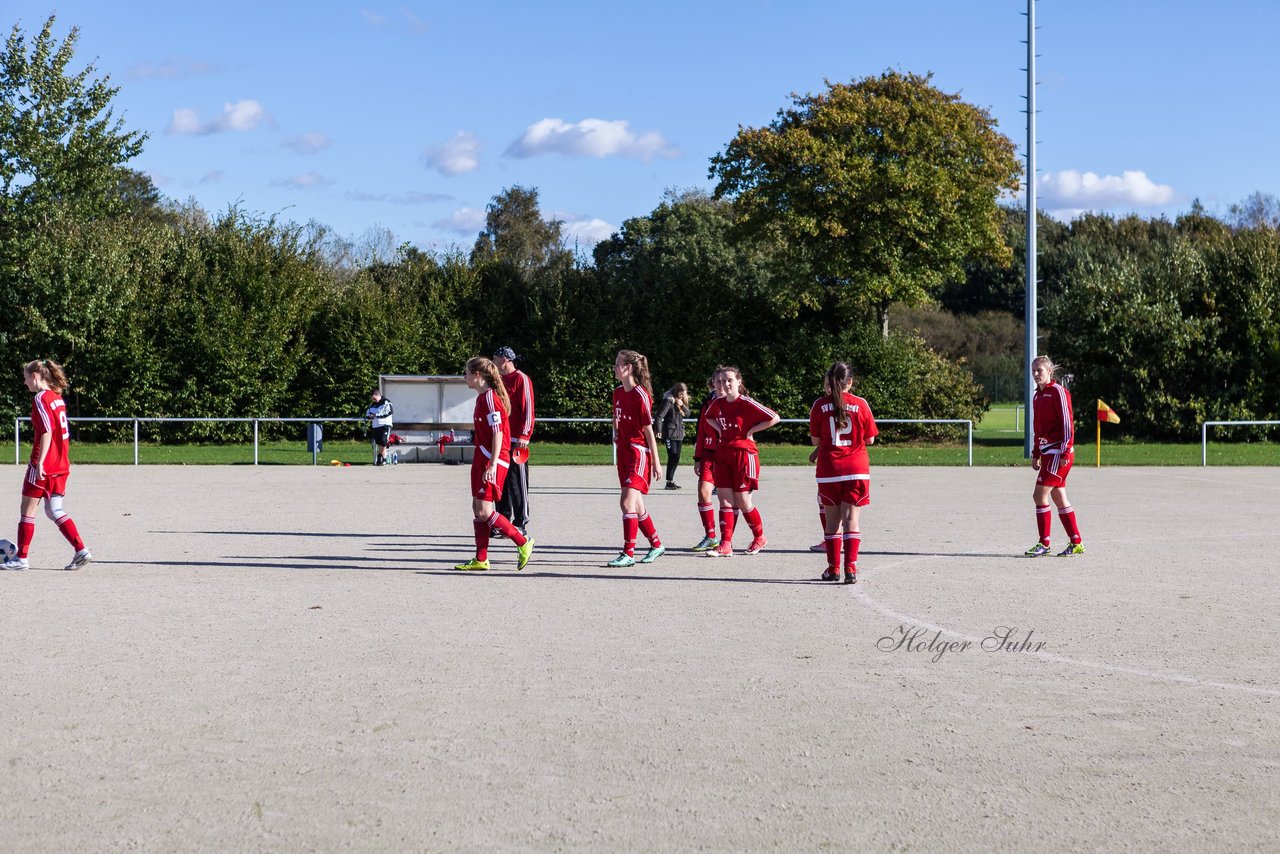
[
  {"xmin": 453, "ymin": 357, "xmax": 534, "ymax": 572},
  {"xmin": 608, "ymin": 350, "xmax": 665, "ymax": 567},
  {"xmin": 1025, "ymin": 355, "xmax": 1085, "ymax": 557}
]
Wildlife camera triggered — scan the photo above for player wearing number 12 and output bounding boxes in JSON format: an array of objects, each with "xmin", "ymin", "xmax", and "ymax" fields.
[
  {"xmin": 2, "ymin": 359, "xmax": 92, "ymax": 571},
  {"xmin": 809, "ymin": 361, "xmax": 877, "ymax": 584}
]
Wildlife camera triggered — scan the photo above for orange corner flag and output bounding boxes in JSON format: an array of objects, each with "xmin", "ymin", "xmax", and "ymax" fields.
[{"xmin": 1097, "ymin": 400, "xmax": 1121, "ymax": 424}]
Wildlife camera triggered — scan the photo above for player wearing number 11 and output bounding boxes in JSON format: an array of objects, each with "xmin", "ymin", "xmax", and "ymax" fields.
[
  {"xmin": 809, "ymin": 361, "xmax": 877, "ymax": 584},
  {"xmin": 2, "ymin": 359, "xmax": 92, "ymax": 571}
]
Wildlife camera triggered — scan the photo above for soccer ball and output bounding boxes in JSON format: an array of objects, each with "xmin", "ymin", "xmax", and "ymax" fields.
[{"xmin": 0, "ymin": 539, "xmax": 15, "ymax": 561}]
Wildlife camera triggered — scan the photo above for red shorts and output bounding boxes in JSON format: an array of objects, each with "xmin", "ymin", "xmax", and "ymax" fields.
[
  {"xmin": 616, "ymin": 443, "xmax": 653, "ymax": 494},
  {"xmin": 471, "ymin": 456, "xmax": 508, "ymax": 502},
  {"xmin": 1036, "ymin": 451, "xmax": 1073, "ymax": 488},
  {"xmin": 694, "ymin": 458, "xmax": 714, "ymax": 485},
  {"xmin": 22, "ymin": 466, "xmax": 68, "ymax": 499},
  {"xmin": 713, "ymin": 447, "xmax": 759, "ymax": 492},
  {"xmin": 817, "ymin": 476, "xmax": 871, "ymax": 508}
]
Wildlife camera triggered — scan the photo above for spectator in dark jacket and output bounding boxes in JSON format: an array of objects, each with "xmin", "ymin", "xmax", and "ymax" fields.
[{"xmin": 655, "ymin": 383, "xmax": 690, "ymax": 490}]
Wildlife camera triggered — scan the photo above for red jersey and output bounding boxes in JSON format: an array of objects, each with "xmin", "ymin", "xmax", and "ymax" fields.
[
  {"xmin": 809, "ymin": 393, "xmax": 877, "ymax": 479},
  {"xmin": 692, "ymin": 394, "xmax": 720, "ymax": 461},
  {"xmin": 31, "ymin": 389, "xmax": 71, "ymax": 475},
  {"xmin": 705, "ymin": 395, "xmax": 778, "ymax": 452},
  {"xmin": 500, "ymin": 369, "xmax": 535, "ymax": 443},
  {"xmin": 1032, "ymin": 381, "xmax": 1074, "ymax": 460},
  {"xmin": 472, "ymin": 389, "xmax": 512, "ymax": 463},
  {"xmin": 612, "ymin": 384, "xmax": 653, "ymax": 448}
]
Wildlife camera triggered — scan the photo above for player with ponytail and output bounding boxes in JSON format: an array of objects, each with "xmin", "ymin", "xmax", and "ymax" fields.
[
  {"xmin": 809, "ymin": 361, "xmax": 877, "ymax": 584},
  {"xmin": 702, "ymin": 366, "xmax": 780, "ymax": 557},
  {"xmin": 3, "ymin": 359, "xmax": 92, "ymax": 571},
  {"xmin": 454, "ymin": 357, "xmax": 534, "ymax": 571},
  {"xmin": 607, "ymin": 350, "xmax": 665, "ymax": 567}
]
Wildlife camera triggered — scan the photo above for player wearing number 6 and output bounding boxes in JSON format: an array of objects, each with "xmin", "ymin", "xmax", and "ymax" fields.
[
  {"xmin": 809, "ymin": 361, "xmax": 877, "ymax": 584},
  {"xmin": 2, "ymin": 359, "xmax": 92, "ymax": 571},
  {"xmin": 703, "ymin": 367, "xmax": 780, "ymax": 557}
]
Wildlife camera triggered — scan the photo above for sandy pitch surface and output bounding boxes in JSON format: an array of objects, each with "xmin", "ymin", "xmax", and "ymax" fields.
[{"xmin": 2, "ymin": 463, "xmax": 1278, "ymax": 852}]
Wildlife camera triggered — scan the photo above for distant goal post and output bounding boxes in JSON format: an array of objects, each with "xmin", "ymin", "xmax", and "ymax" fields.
[{"xmin": 1201, "ymin": 420, "xmax": 1280, "ymax": 466}]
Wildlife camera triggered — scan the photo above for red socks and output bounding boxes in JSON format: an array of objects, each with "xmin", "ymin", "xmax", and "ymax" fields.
[
  {"xmin": 718, "ymin": 508, "xmax": 736, "ymax": 546},
  {"xmin": 472, "ymin": 519, "xmax": 491, "ymax": 561},
  {"xmin": 1036, "ymin": 505, "xmax": 1052, "ymax": 545},
  {"xmin": 824, "ymin": 534, "xmax": 842, "ymax": 570},
  {"xmin": 1058, "ymin": 506, "xmax": 1081, "ymax": 544},
  {"xmin": 637, "ymin": 513, "xmax": 661, "ymax": 548},
  {"xmin": 698, "ymin": 503, "xmax": 716, "ymax": 538},
  {"xmin": 743, "ymin": 507, "xmax": 763, "ymax": 539},
  {"xmin": 17, "ymin": 515, "xmax": 35, "ymax": 559},
  {"xmin": 843, "ymin": 531, "xmax": 861, "ymax": 568},
  {"xmin": 55, "ymin": 516, "xmax": 85, "ymax": 551},
  {"xmin": 622, "ymin": 513, "xmax": 639, "ymax": 556}
]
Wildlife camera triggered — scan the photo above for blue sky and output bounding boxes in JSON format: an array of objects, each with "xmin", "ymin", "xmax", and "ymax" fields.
[{"xmin": 10, "ymin": 1, "xmax": 1278, "ymax": 253}]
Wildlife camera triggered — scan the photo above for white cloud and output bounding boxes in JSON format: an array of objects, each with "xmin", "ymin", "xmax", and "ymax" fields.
[
  {"xmin": 363, "ymin": 8, "xmax": 429, "ymax": 33},
  {"xmin": 198, "ymin": 170, "xmax": 224, "ymax": 185},
  {"xmin": 561, "ymin": 217, "xmax": 616, "ymax": 247},
  {"xmin": 346, "ymin": 190, "xmax": 454, "ymax": 204},
  {"xmin": 1037, "ymin": 170, "xmax": 1175, "ymax": 211},
  {"xmin": 128, "ymin": 59, "xmax": 220, "ymax": 80},
  {"xmin": 284, "ymin": 132, "xmax": 332, "ymax": 154},
  {"xmin": 423, "ymin": 132, "xmax": 481, "ymax": 175},
  {"xmin": 273, "ymin": 172, "xmax": 333, "ymax": 190},
  {"xmin": 505, "ymin": 118, "xmax": 679, "ymax": 161},
  {"xmin": 167, "ymin": 100, "xmax": 271, "ymax": 135},
  {"xmin": 434, "ymin": 207, "xmax": 487, "ymax": 234}
]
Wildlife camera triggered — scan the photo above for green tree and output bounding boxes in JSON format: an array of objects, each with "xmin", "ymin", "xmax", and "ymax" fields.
[
  {"xmin": 0, "ymin": 15, "xmax": 147, "ymax": 221},
  {"xmin": 709, "ymin": 71, "xmax": 1022, "ymax": 336},
  {"xmin": 470, "ymin": 185, "xmax": 572, "ymax": 280}
]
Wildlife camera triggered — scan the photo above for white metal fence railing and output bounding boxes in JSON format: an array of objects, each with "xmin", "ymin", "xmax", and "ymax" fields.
[
  {"xmin": 1200, "ymin": 420, "xmax": 1280, "ymax": 466},
  {"xmin": 14, "ymin": 415, "xmax": 974, "ymax": 466},
  {"xmin": 14, "ymin": 417, "xmax": 365, "ymax": 466}
]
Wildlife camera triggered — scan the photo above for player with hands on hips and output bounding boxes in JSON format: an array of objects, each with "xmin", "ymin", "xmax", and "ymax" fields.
[
  {"xmin": 809, "ymin": 361, "xmax": 877, "ymax": 584},
  {"xmin": 454, "ymin": 357, "xmax": 534, "ymax": 572},
  {"xmin": 1025, "ymin": 355, "xmax": 1085, "ymax": 558},
  {"xmin": 703, "ymin": 367, "xmax": 780, "ymax": 557},
  {"xmin": 3, "ymin": 359, "xmax": 92, "ymax": 571},
  {"xmin": 607, "ymin": 350, "xmax": 665, "ymax": 567}
]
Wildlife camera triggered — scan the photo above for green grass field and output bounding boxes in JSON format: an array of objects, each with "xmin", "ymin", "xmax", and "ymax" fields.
[{"xmin": 10, "ymin": 405, "xmax": 1275, "ymax": 466}]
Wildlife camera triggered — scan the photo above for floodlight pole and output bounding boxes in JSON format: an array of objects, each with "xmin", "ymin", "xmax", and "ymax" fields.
[{"xmin": 1023, "ymin": 0, "xmax": 1038, "ymax": 458}]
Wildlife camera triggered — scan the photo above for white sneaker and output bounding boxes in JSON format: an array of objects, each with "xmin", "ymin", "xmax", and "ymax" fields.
[
  {"xmin": 3, "ymin": 556, "xmax": 30, "ymax": 571},
  {"xmin": 65, "ymin": 549, "xmax": 92, "ymax": 571}
]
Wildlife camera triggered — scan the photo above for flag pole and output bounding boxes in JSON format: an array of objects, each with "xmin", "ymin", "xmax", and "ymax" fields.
[{"xmin": 1096, "ymin": 413, "xmax": 1101, "ymax": 467}]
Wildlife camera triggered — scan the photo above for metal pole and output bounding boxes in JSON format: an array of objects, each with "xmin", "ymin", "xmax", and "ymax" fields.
[
  {"xmin": 1024, "ymin": 0, "xmax": 1038, "ymax": 459},
  {"xmin": 1201, "ymin": 421, "xmax": 1207, "ymax": 467},
  {"xmin": 134, "ymin": 419, "xmax": 139, "ymax": 465},
  {"xmin": 967, "ymin": 421, "xmax": 973, "ymax": 467},
  {"xmin": 14, "ymin": 418, "xmax": 19, "ymax": 465},
  {"xmin": 254, "ymin": 420, "xmax": 259, "ymax": 465}
]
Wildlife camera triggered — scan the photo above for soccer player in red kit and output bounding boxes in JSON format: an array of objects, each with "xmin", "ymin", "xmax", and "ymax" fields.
[
  {"xmin": 607, "ymin": 349, "xmax": 665, "ymax": 567},
  {"xmin": 1025, "ymin": 355, "xmax": 1085, "ymax": 557},
  {"xmin": 454, "ymin": 357, "xmax": 535, "ymax": 572},
  {"xmin": 690, "ymin": 372, "xmax": 722, "ymax": 552},
  {"xmin": 3, "ymin": 359, "xmax": 92, "ymax": 571},
  {"xmin": 809, "ymin": 361, "xmax": 877, "ymax": 584},
  {"xmin": 493, "ymin": 345, "xmax": 534, "ymax": 536},
  {"xmin": 703, "ymin": 367, "xmax": 780, "ymax": 557}
]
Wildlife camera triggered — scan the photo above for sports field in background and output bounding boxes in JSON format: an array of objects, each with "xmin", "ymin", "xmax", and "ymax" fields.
[
  {"xmin": 3, "ymin": 464, "xmax": 1277, "ymax": 850},
  {"xmin": 14, "ymin": 405, "xmax": 1279, "ymax": 465}
]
